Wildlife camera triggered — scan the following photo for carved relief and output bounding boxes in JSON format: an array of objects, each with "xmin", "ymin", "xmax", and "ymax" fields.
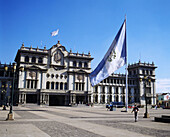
[
  {"xmin": 77, "ymin": 75, "xmax": 83, "ymax": 81},
  {"xmin": 54, "ymin": 51, "xmax": 62, "ymax": 63},
  {"xmin": 29, "ymin": 71, "xmax": 36, "ymax": 78}
]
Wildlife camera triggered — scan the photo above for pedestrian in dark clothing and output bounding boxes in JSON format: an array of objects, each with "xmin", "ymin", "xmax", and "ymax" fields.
[{"xmin": 131, "ymin": 105, "xmax": 139, "ymax": 122}]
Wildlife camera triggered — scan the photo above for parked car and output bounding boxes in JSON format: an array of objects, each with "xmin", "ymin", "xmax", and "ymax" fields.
[{"xmin": 110, "ymin": 102, "xmax": 125, "ymax": 108}]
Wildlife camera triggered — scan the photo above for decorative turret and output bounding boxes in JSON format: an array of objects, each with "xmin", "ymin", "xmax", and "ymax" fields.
[
  {"xmin": 88, "ymin": 51, "xmax": 91, "ymax": 56},
  {"xmin": 44, "ymin": 46, "xmax": 47, "ymax": 51},
  {"xmin": 30, "ymin": 45, "xmax": 32, "ymax": 50},
  {"xmin": 21, "ymin": 43, "xmax": 25, "ymax": 49}
]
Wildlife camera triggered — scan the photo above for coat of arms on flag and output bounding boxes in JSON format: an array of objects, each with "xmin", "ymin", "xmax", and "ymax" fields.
[{"xmin": 89, "ymin": 19, "xmax": 126, "ymax": 87}]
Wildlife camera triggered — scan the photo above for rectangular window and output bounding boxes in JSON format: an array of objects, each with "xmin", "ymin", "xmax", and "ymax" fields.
[
  {"xmin": 95, "ymin": 86, "xmax": 98, "ymax": 93},
  {"xmin": 114, "ymin": 79, "xmax": 116, "ymax": 84},
  {"xmin": 79, "ymin": 83, "xmax": 81, "ymax": 91},
  {"xmin": 82, "ymin": 83, "xmax": 84, "ymax": 91},
  {"xmin": 31, "ymin": 81, "xmax": 34, "ymax": 89},
  {"xmin": 27, "ymin": 80, "xmax": 30, "ymax": 88},
  {"xmin": 0, "ymin": 70, "xmax": 4, "ymax": 76},
  {"xmin": 76, "ymin": 83, "xmax": 78, "ymax": 90},
  {"xmin": 116, "ymin": 87, "xmax": 118, "ymax": 94},
  {"xmin": 34, "ymin": 81, "xmax": 37, "ymax": 89},
  {"xmin": 111, "ymin": 79, "xmax": 113, "ymax": 83}
]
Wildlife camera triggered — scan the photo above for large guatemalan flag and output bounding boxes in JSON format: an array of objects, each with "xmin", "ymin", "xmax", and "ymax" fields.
[{"xmin": 90, "ymin": 19, "xmax": 127, "ymax": 87}]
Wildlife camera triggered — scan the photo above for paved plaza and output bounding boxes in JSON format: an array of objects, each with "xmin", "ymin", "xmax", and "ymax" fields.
[{"xmin": 0, "ymin": 105, "xmax": 170, "ymax": 137}]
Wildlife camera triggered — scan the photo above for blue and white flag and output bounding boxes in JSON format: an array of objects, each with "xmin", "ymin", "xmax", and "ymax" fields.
[
  {"xmin": 51, "ymin": 29, "xmax": 59, "ymax": 36},
  {"xmin": 89, "ymin": 20, "xmax": 126, "ymax": 87}
]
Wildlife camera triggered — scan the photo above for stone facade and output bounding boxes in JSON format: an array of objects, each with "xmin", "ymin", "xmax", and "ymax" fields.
[
  {"xmin": 92, "ymin": 61, "xmax": 157, "ymax": 105},
  {"xmin": 14, "ymin": 41, "xmax": 93, "ymax": 106},
  {"xmin": 0, "ymin": 41, "xmax": 157, "ymax": 106}
]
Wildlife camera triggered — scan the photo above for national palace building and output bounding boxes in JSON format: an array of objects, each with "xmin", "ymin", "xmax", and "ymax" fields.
[{"xmin": 0, "ymin": 41, "xmax": 157, "ymax": 106}]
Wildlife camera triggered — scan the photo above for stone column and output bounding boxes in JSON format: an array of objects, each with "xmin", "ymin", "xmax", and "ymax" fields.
[
  {"xmin": 118, "ymin": 87, "xmax": 121, "ymax": 102},
  {"xmin": 153, "ymin": 81, "xmax": 156, "ymax": 105},
  {"xmin": 98, "ymin": 86, "xmax": 101, "ymax": 103},
  {"xmin": 19, "ymin": 92, "xmax": 22, "ymax": 104},
  {"xmin": 73, "ymin": 94, "xmax": 76, "ymax": 104},
  {"xmin": 70, "ymin": 94, "xmax": 72, "ymax": 104},
  {"xmin": 23, "ymin": 93, "xmax": 26, "ymax": 104},
  {"xmin": 65, "ymin": 94, "xmax": 69, "ymax": 105},
  {"xmin": 46, "ymin": 94, "xmax": 49, "ymax": 106},
  {"xmin": 18, "ymin": 71, "xmax": 25, "ymax": 88},
  {"xmin": 112, "ymin": 87, "xmax": 115, "ymax": 102},
  {"xmin": 40, "ymin": 93, "xmax": 43, "ymax": 105},
  {"xmin": 105, "ymin": 86, "xmax": 108, "ymax": 103}
]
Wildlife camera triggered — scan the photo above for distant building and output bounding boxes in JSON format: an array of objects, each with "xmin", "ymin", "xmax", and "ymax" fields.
[
  {"xmin": 157, "ymin": 93, "xmax": 170, "ymax": 108},
  {"xmin": 92, "ymin": 61, "xmax": 157, "ymax": 105},
  {"xmin": 0, "ymin": 63, "xmax": 17, "ymax": 106},
  {"xmin": 0, "ymin": 41, "xmax": 157, "ymax": 106}
]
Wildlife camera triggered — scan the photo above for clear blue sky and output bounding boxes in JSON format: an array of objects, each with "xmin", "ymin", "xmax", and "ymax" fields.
[{"xmin": 0, "ymin": 0, "xmax": 170, "ymax": 93}]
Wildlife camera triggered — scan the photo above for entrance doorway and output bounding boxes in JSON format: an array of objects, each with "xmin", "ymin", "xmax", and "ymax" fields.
[
  {"xmin": 26, "ymin": 94, "xmax": 37, "ymax": 103},
  {"xmin": 76, "ymin": 96, "xmax": 85, "ymax": 104},
  {"xmin": 49, "ymin": 95, "xmax": 65, "ymax": 106}
]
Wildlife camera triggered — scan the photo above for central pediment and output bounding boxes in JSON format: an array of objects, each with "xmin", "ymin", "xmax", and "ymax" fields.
[{"xmin": 25, "ymin": 65, "xmax": 47, "ymax": 71}]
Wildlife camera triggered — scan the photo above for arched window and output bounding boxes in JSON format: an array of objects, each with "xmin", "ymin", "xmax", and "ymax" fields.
[
  {"xmin": 79, "ymin": 62, "xmax": 82, "ymax": 68},
  {"xmin": 73, "ymin": 61, "xmax": 76, "ymax": 67},
  {"xmin": 46, "ymin": 81, "xmax": 50, "ymax": 89},
  {"xmin": 64, "ymin": 83, "xmax": 67, "ymax": 90},
  {"xmin": 46, "ymin": 73, "xmax": 50, "ymax": 78},
  {"xmin": 32, "ymin": 57, "xmax": 36, "ymax": 63},
  {"xmin": 38, "ymin": 57, "xmax": 43, "ymax": 64},
  {"xmin": 60, "ymin": 82, "xmax": 63, "ymax": 90},
  {"xmin": 56, "ymin": 82, "xmax": 58, "ymax": 90},
  {"xmin": 25, "ymin": 56, "xmax": 29, "ymax": 63},
  {"xmin": 51, "ymin": 74, "xmax": 54, "ymax": 78},
  {"xmin": 84, "ymin": 62, "xmax": 88, "ymax": 68},
  {"xmin": 51, "ymin": 82, "xmax": 54, "ymax": 89}
]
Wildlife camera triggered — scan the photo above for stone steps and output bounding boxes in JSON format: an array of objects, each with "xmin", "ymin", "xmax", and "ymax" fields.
[{"xmin": 155, "ymin": 115, "xmax": 170, "ymax": 123}]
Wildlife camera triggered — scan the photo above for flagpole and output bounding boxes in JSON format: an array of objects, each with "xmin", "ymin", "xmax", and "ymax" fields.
[{"xmin": 125, "ymin": 15, "xmax": 128, "ymax": 112}]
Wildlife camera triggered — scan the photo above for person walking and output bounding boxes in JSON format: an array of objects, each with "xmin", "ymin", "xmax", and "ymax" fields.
[{"xmin": 131, "ymin": 104, "xmax": 139, "ymax": 122}]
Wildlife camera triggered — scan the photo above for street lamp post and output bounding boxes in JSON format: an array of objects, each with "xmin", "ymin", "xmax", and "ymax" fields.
[
  {"xmin": 143, "ymin": 76, "xmax": 151, "ymax": 118},
  {"xmin": 1, "ymin": 64, "xmax": 9, "ymax": 110},
  {"xmin": 1, "ymin": 85, "xmax": 7, "ymax": 110},
  {"xmin": 6, "ymin": 63, "xmax": 16, "ymax": 120},
  {"xmin": 6, "ymin": 63, "xmax": 24, "ymax": 120}
]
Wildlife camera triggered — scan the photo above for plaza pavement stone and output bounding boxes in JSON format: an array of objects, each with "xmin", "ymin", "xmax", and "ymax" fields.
[{"xmin": 0, "ymin": 105, "xmax": 170, "ymax": 137}]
